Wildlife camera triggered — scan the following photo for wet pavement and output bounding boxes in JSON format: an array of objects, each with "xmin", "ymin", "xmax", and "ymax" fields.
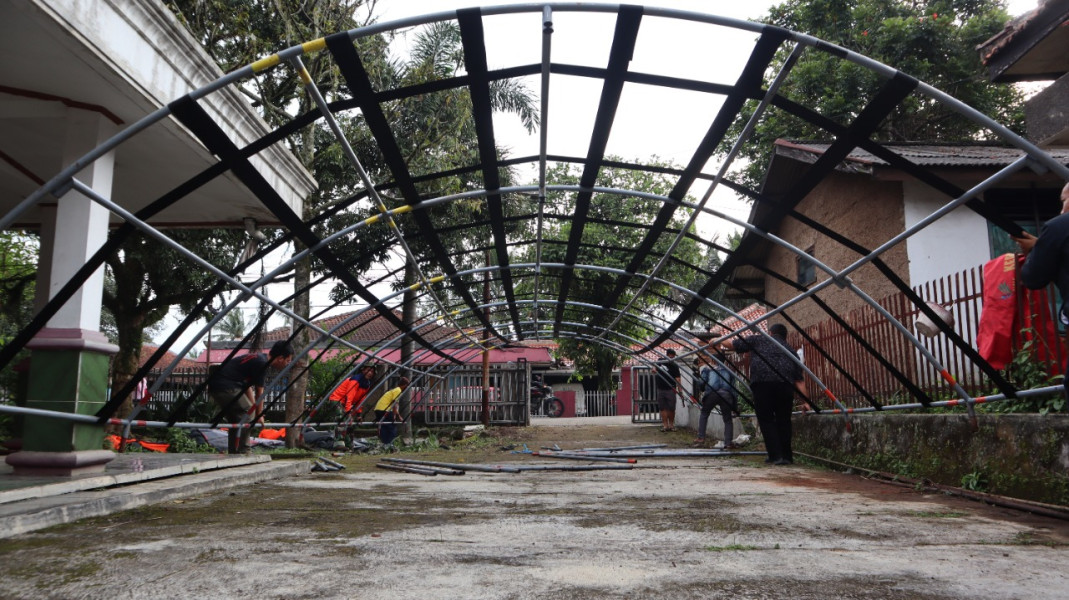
[{"xmin": 0, "ymin": 419, "xmax": 1067, "ymax": 599}]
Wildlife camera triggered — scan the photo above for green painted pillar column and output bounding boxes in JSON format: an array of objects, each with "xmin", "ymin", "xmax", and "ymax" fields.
[
  {"xmin": 23, "ymin": 331, "xmax": 117, "ymax": 452},
  {"xmin": 5, "ymin": 111, "xmax": 117, "ymax": 476}
]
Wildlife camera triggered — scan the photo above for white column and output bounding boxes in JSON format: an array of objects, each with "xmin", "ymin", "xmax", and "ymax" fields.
[{"xmin": 47, "ymin": 109, "xmax": 115, "ymax": 332}]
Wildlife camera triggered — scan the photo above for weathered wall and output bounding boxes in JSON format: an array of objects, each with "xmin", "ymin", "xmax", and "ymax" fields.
[
  {"xmin": 793, "ymin": 414, "xmax": 1069, "ymax": 506},
  {"xmin": 764, "ymin": 170, "xmax": 908, "ymax": 331}
]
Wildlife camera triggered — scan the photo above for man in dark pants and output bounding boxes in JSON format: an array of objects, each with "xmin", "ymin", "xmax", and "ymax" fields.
[
  {"xmin": 1013, "ymin": 181, "xmax": 1069, "ymax": 398},
  {"xmin": 695, "ymin": 353, "xmax": 739, "ymax": 449},
  {"xmin": 654, "ymin": 349, "xmax": 682, "ymax": 432},
  {"xmin": 208, "ymin": 340, "xmax": 295, "ymax": 454},
  {"xmin": 718, "ymin": 324, "xmax": 805, "ymax": 465}
]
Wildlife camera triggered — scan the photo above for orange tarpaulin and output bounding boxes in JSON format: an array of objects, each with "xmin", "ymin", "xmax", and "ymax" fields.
[
  {"xmin": 258, "ymin": 428, "xmax": 287, "ymax": 440},
  {"xmin": 107, "ymin": 435, "xmax": 170, "ymax": 453}
]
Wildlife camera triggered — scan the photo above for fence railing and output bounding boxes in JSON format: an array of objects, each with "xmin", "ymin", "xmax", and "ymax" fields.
[
  {"xmin": 793, "ymin": 264, "xmax": 1064, "ymax": 408},
  {"xmin": 576, "ymin": 390, "xmax": 618, "ymax": 417},
  {"xmin": 138, "ymin": 367, "xmax": 288, "ymax": 421}
]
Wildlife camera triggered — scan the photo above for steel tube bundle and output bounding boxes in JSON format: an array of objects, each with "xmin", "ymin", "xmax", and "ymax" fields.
[
  {"xmin": 531, "ymin": 451, "xmax": 636, "ymax": 463},
  {"xmin": 381, "ymin": 457, "xmax": 520, "ymax": 473}
]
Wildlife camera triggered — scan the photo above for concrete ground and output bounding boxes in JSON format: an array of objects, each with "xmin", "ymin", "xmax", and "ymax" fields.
[{"xmin": 1, "ymin": 417, "xmax": 1068, "ymax": 599}]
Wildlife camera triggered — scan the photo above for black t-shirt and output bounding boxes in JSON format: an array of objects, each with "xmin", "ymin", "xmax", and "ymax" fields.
[
  {"xmin": 209, "ymin": 353, "xmax": 269, "ymax": 391},
  {"xmin": 654, "ymin": 359, "xmax": 680, "ymax": 391}
]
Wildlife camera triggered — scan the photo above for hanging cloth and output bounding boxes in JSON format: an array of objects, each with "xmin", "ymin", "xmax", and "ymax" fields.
[{"xmin": 977, "ymin": 254, "xmax": 1018, "ymax": 370}]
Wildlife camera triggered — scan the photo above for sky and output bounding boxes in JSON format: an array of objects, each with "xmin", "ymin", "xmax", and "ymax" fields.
[{"xmin": 153, "ymin": 0, "xmax": 1041, "ymax": 353}]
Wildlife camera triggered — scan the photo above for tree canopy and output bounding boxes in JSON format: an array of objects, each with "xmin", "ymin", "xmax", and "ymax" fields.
[{"xmin": 732, "ymin": 0, "xmax": 1023, "ymax": 187}]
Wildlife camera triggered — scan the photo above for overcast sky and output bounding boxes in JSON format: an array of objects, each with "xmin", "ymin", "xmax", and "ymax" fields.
[{"xmin": 154, "ymin": 0, "xmax": 1042, "ymax": 352}]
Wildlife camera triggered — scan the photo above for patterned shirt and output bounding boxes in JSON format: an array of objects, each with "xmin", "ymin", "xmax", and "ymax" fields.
[{"xmin": 729, "ymin": 334, "xmax": 802, "ymax": 384}]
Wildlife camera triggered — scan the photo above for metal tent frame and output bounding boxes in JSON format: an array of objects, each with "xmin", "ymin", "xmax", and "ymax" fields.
[{"xmin": 4, "ymin": 3, "xmax": 1069, "ymax": 434}]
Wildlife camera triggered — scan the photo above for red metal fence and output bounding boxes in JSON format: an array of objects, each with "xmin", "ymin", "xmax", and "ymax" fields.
[{"xmin": 793, "ymin": 264, "xmax": 1064, "ymax": 408}]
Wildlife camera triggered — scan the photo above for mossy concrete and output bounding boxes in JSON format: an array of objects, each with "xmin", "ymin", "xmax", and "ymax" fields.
[{"xmin": 793, "ymin": 414, "xmax": 1069, "ymax": 506}]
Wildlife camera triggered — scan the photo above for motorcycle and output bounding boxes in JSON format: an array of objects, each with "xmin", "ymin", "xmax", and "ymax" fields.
[{"xmin": 531, "ymin": 379, "xmax": 564, "ymax": 418}]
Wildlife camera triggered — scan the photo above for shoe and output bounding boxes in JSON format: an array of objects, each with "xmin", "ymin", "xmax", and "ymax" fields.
[
  {"xmin": 691, "ymin": 439, "xmax": 706, "ymax": 448},
  {"xmin": 774, "ymin": 458, "xmax": 793, "ymax": 465},
  {"xmin": 723, "ymin": 442, "xmax": 740, "ymax": 450},
  {"xmin": 764, "ymin": 456, "xmax": 778, "ymax": 464}
]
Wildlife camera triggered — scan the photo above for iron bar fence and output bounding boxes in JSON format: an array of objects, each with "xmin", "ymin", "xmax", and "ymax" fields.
[
  {"xmin": 577, "ymin": 390, "xmax": 618, "ymax": 417},
  {"xmin": 793, "ymin": 264, "xmax": 1064, "ymax": 408},
  {"xmin": 135, "ymin": 367, "xmax": 289, "ymax": 421}
]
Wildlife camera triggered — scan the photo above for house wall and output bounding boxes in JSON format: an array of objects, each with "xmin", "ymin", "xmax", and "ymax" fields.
[
  {"xmin": 902, "ymin": 180, "xmax": 992, "ymax": 287},
  {"xmin": 763, "ymin": 171, "xmax": 908, "ymax": 330}
]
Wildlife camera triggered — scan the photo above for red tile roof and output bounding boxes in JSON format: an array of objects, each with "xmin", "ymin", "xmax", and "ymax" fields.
[
  {"xmin": 223, "ymin": 308, "xmax": 459, "ymax": 347},
  {"xmin": 138, "ymin": 344, "xmax": 199, "ymax": 370}
]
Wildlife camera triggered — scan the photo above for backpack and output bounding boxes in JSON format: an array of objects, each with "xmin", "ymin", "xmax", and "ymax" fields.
[{"xmin": 700, "ymin": 366, "xmax": 733, "ymax": 392}]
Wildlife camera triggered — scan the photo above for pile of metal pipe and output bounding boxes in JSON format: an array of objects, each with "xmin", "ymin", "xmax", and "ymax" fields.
[
  {"xmin": 382, "ymin": 457, "xmax": 520, "ymax": 473},
  {"xmin": 378, "ymin": 457, "xmax": 633, "ymax": 474},
  {"xmin": 561, "ymin": 449, "xmax": 765, "ymax": 458},
  {"xmin": 530, "ymin": 451, "xmax": 636, "ymax": 463},
  {"xmin": 575, "ymin": 444, "xmax": 667, "ymax": 452}
]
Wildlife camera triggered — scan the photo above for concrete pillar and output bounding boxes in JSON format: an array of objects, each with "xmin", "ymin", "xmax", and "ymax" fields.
[{"xmin": 7, "ymin": 110, "xmax": 119, "ymax": 476}]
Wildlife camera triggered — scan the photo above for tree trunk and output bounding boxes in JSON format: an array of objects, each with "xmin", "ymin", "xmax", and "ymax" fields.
[
  {"xmin": 285, "ymin": 119, "xmax": 316, "ymax": 449},
  {"xmin": 109, "ymin": 316, "xmax": 144, "ymax": 435},
  {"xmin": 597, "ymin": 354, "xmax": 615, "ymax": 392},
  {"xmin": 285, "ymin": 250, "xmax": 311, "ymax": 448},
  {"xmin": 400, "ymin": 258, "xmax": 417, "ymax": 442}
]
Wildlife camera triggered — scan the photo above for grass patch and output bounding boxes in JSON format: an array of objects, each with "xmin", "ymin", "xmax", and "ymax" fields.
[
  {"xmin": 705, "ymin": 543, "xmax": 761, "ymax": 551},
  {"xmin": 905, "ymin": 510, "xmax": 969, "ymax": 519}
]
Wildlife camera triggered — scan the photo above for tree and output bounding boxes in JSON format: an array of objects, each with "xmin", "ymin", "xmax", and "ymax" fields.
[
  {"xmin": 215, "ymin": 308, "xmax": 246, "ymax": 340},
  {"xmin": 0, "ymin": 231, "xmax": 37, "ymax": 343},
  {"xmin": 0, "ymin": 232, "xmax": 37, "ymax": 437},
  {"xmin": 103, "ymin": 229, "xmax": 245, "ymax": 423},
  {"xmin": 733, "ymin": 0, "xmax": 1023, "ymax": 188},
  {"xmin": 518, "ymin": 159, "xmax": 708, "ymax": 389}
]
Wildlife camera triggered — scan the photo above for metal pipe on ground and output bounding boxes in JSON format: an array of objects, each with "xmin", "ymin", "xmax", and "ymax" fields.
[
  {"xmin": 318, "ymin": 457, "xmax": 346, "ymax": 469},
  {"xmin": 507, "ymin": 464, "xmax": 635, "ymax": 472},
  {"xmin": 376, "ymin": 463, "xmax": 439, "ymax": 476},
  {"xmin": 403, "ymin": 464, "xmax": 465, "ymax": 476},
  {"xmin": 531, "ymin": 451, "xmax": 636, "ymax": 463},
  {"xmin": 572, "ymin": 450, "xmax": 766, "ymax": 458},
  {"xmin": 382, "ymin": 457, "xmax": 520, "ymax": 473},
  {"xmin": 574, "ymin": 444, "xmax": 668, "ymax": 452}
]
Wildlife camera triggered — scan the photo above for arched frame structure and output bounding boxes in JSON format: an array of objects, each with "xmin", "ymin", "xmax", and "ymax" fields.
[{"xmin": 4, "ymin": 4, "xmax": 1069, "ymax": 439}]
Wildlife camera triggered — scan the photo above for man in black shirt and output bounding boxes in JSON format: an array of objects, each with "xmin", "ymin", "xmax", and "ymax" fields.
[
  {"xmin": 1013, "ymin": 181, "xmax": 1069, "ymax": 398},
  {"xmin": 208, "ymin": 340, "xmax": 294, "ymax": 453},
  {"xmin": 654, "ymin": 349, "xmax": 682, "ymax": 432},
  {"xmin": 719, "ymin": 324, "xmax": 805, "ymax": 465}
]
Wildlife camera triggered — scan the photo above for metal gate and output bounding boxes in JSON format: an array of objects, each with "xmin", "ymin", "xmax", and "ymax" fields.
[
  {"xmin": 630, "ymin": 366, "xmax": 660, "ymax": 423},
  {"xmin": 412, "ymin": 362, "xmax": 529, "ymax": 426}
]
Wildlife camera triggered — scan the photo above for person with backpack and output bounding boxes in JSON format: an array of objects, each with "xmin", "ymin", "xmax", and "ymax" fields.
[{"xmin": 694, "ymin": 354, "xmax": 739, "ymax": 449}]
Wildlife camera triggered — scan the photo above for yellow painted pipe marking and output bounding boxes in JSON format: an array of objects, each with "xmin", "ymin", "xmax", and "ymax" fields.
[
  {"xmin": 302, "ymin": 38, "xmax": 327, "ymax": 54},
  {"xmin": 251, "ymin": 54, "xmax": 280, "ymax": 72}
]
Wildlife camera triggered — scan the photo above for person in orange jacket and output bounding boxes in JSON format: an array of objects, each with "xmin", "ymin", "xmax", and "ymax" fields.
[{"xmin": 329, "ymin": 364, "xmax": 377, "ymax": 421}]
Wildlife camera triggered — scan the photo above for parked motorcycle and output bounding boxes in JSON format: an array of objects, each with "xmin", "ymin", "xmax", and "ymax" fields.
[
  {"xmin": 528, "ymin": 378, "xmax": 564, "ymax": 417},
  {"xmin": 531, "ymin": 378, "xmax": 564, "ymax": 418}
]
